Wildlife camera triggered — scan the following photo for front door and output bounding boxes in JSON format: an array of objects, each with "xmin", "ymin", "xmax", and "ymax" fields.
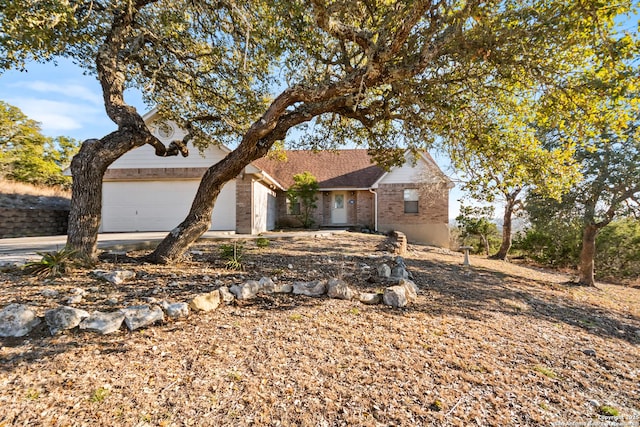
[{"xmin": 331, "ymin": 192, "xmax": 347, "ymax": 224}]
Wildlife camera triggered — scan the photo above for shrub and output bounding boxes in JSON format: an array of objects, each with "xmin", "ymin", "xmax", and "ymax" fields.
[
  {"xmin": 23, "ymin": 247, "xmax": 76, "ymax": 278},
  {"xmin": 595, "ymin": 218, "xmax": 640, "ymax": 280},
  {"xmin": 219, "ymin": 242, "xmax": 244, "ymax": 270},
  {"xmin": 255, "ymin": 237, "xmax": 270, "ymax": 248}
]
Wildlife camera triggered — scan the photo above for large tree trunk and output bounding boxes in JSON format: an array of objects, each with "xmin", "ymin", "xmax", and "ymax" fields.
[
  {"xmin": 578, "ymin": 223, "xmax": 598, "ymax": 286},
  {"xmin": 66, "ymin": 132, "xmax": 147, "ymax": 261},
  {"xmin": 66, "ymin": 126, "xmax": 180, "ymax": 261},
  {"xmin": 149, "ymin": 137, "xmax": 273, "ymax": 264},
  {"xmin": 67, "ymin": 140, "xmax": 109, "ymax": 260}
]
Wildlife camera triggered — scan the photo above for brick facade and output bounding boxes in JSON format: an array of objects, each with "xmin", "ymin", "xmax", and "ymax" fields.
[
  {"xmin": 235, "ymin": 177, "xmax": 253, "ymax": 234},
  {"xmin": 376, "ymin": 183, "xmax": 450, "ymax": 247},
  {"xmin": 377, "ymin": 183, "xmax": 448, "ymax": 225},
  {"xmin": 274, "ymin": 189, "xmax": 374, "ymax": 229},
  {"xmin": 104, "ymin": 167, "xmax": 208, "ymax": 181}
]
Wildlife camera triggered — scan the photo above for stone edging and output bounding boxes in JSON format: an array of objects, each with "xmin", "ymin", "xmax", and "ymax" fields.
[{"xmin": 0, "ymin": 257, "xmax": 418, "ymax": 338}]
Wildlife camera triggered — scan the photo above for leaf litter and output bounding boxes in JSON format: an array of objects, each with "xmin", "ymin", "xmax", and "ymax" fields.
[{"xmin": 0, "ymin": 233, "xmax": 638, "ymax": 426}]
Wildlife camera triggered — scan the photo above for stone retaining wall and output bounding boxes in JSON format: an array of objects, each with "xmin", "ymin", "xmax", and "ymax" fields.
[{"xmin": 0, "ymin": 208, "xmax": 69, "ymax": 238}]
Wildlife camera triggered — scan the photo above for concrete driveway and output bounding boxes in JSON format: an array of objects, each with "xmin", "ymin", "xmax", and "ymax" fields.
[{"xmin": 0, "ymin": 230, "xmax": 344, "ymax": 265}]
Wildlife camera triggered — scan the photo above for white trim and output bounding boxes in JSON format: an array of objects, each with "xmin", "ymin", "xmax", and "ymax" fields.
[{"xmin": 369, "ymin": 188, "xmax": 378, "ymax": 231}]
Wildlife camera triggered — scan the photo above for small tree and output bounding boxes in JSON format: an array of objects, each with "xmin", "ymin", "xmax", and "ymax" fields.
[
  {"xmin": 287, "ymin": 172, "xmax": 319, "ymax": 229},
  {"xmin": 456, "ymin": 205, "xmax": 499, "ymax": 255},
  {"xmin": 0, "ymin": 101, "xmax": 78, "ymax": 187}
]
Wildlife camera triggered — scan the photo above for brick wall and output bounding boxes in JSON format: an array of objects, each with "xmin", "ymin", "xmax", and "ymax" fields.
[
  {"xmin": 377, "ymin": 183, "xmax": 448, "ymax": 225},
  {"xmin": 235, "ymin": 177, "xmax": 253, "ymax": 233},
  {"xmin": 0, "ymin": 208, "xmax": 69, "ymax": 238},
  {"xmin": 354, "ymin": 190, "xmax": 374, "ymax": 228},
  {"xmin": 376, "ymin": 183, "xmax": 450, "ymax": 247}
]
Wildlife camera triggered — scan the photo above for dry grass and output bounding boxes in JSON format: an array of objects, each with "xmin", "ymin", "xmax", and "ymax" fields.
[
  {"xmin": 0, "ymin": 179, "xmax": 70, "ymax": 210},
  {"xmin": 0, "ymin": 178, "xmax": 70, "ymax": 198},
  {"xmin": 0, "ymin": 233, "xmax": 638, "ymax": 426}
]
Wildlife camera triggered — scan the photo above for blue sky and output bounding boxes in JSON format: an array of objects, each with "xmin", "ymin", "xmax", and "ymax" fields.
[{"xmin": 0, "ymin": 58, "xmax": 138, "ymax": 141}]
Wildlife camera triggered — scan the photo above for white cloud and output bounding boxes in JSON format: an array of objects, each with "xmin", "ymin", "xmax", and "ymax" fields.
[
  {"xmin": 6, "ymin": 97, "xmax": 112, "ymax": 138},
  {"xmin": 10, "ymin": 80, "xmax": 104, "ymax": 106}
]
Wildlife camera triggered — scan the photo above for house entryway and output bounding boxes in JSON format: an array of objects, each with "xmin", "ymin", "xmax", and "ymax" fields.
[{"xmin": 331, "ymin": 192, "xmax": 347, "ymax": 224}]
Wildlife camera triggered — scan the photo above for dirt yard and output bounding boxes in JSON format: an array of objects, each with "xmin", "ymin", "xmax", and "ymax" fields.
[{"xmin": 1, "ymin": 233, "xmax": 639, "ymax": 426}]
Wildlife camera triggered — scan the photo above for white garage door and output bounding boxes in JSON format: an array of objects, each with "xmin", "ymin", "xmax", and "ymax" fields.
[{"xmin": 102, "ymin": 180, "xmax": 236, "ymax": 232}]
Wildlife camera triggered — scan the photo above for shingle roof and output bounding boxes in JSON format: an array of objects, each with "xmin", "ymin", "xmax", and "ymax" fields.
[{"xmin": 252, "ymin": 149, "xmax": 386, "ymax": 190}]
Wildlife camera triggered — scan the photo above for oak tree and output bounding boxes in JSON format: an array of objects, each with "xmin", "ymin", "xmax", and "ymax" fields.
[
  {"xmin": 150, "ymin": 0, "xmax": 639, "ymax": 263},
  {"xmin": 1, "ymin": 0, "xmax": 275, "ymax": 260}
]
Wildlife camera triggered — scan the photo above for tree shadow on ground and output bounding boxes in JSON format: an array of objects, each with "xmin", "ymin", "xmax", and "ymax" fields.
[{"xmin": 405, "ymin": 257, "xmax": 640, "ymax": 345}]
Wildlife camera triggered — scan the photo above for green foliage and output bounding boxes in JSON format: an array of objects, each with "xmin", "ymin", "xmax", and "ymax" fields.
[
  {"xmin": 255, "ymin": 237, "xmax": 270, "ymax": 249},
  {"xmin": 89, "ymin": 387, "xmax": 110, "ymax": 403},
  {"xmin": 23, "ymin": 247, "xmax": 77, "ymax": 278},
  {"xmin": 533, "ymin": 365, "xmax": 558, "ymax": 379},
  {"xmin": 456, "ymin": 205, "xmax": 500, "ymax": 255},
  {"xmin": 0, "ymin": 101, "xmax": 78, "ymax": 188},
  {"xmin": 594, "ymin": 218, "xmax": 640, "ymax": 280},
  {"xmin": 513, "ymin": 225, "xmax": 582, "ymax": 269},
  {"xmin": 598, "ymin": 405, "xmax": 620, "ymax": 417},
  {"xmin": 515, "ymin": 216, "xmax": 640, "ymax": 281},
  {"xmin": 219, "ymin": 242, "xmax": 244, "ymax": 271},
  {"xmin": 287, "ymin": 172, "xmax": 319, "ymax": 229}
]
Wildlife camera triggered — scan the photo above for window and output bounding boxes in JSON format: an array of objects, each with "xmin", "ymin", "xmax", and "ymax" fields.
[
  {"xmin": 287, "ymin": 198, "xmax": 301, "ymax": 215},
  {"xmin": 404, "ymin": 189, "xmax": 419, "ymax": 213}
]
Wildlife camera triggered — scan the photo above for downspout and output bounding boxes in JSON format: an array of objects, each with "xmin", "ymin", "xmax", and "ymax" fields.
[{"xmin": 368, "ymin": 188, "xmax": 378, "ymax": 232}]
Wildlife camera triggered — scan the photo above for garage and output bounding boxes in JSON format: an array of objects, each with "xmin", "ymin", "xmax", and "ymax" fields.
[{"xmin": 101, "ymin": 180, "xmax": 236, "ymax": 232}]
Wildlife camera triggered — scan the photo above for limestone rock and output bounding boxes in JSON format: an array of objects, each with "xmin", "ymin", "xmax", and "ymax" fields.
[
  {"xmin": 91, "ymin": 269, "xmax": 136, "ymax": 285},
  {"xmin": 189, "ymin": 290, "xmax": 221, "ymax": 311},
  {"xmin": 218, "ymin": 286, "xmax": 236, "ymax": 303},
  {"xmin": 383, "ymin": 286, "xmax": 408, "ymax": 308},
  {"xmin": 0, "ymin": 304, "xmax": 41, "ymax": 337},
  {"xmin": 398, "ymin": 278, "xmax": 418, "ymax": 302},
  {"xmin": 41, "ymin": 289, "xmax": 59, "ymax": 297},
  {"xmin": 162, "ymin": 302, "xmax": 190, "ymax": 319},
  {"xmin": 273, "ymin": 282, "xmax": 293, "ymax": 293},
  {"xmin": 230, "ymin": 281, "xmax": 260, "ymax": 300},
  {"xmin": 390, "ymin": 266, "xmax": 409, "ymax": 281},
  {"xmin": 292, "ymin": 280, "xmax": 327, "ymax": 297},
  {"xmin": 359, "ymin": 292, "xmax": 382, "ymax": 305},
  {"xmin": 79, "ymin": 311, "xmax": 125, "ymax": 334},
  {"xmin": 121, "ymin": 305, "xmax": 164, "ymax": 331},
  {"xmin": 66, "ymin": 295, "xmax": 84, "ymax": 305},
  {"xmin": 258, "ymin": 277, "xmax": 275, "ymax": 293},
  {"xmin": 327, "ymin": 278, "xmax": 355, "ymax": 300},
  {"xmin": 44, "ymin": 306, "xmax": 90, "ymax": 335},
  {"xmin": 377, "ymin": 263, "xmax": 391, "ymax": 278}
]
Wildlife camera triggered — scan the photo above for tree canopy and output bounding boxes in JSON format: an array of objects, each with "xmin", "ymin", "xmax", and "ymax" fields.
[
  {"xmin": 0, "ymin": 101, "xmax": 78, "ymax": 187},
  {"xmin": 1, "ymin": 0, "xmax": 638, "ymax": 262}
]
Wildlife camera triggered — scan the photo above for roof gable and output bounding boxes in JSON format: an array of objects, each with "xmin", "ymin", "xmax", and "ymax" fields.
[{"xmin": 253, "ymin": 149, "xmax": 386, "ymax": 189}]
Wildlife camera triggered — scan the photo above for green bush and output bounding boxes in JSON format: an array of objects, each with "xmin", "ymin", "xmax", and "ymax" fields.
[
  {"xmin": 595, "ymin": 218, "xmax": 640, "ymax": 280},
  {"xmin": 255, "ymin": 237, "xmax": 270, "ymax": 248},
  {"xmin": 514, "ymin": 217, "xmax": 640, "ymax": 281},
  {"xmin": 513, "ymin": 223, "xmax": 582, "ymax": 268}
]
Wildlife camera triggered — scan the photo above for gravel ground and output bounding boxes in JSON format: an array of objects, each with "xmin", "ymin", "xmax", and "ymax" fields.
[{"xmin": 1, "ymin": 233, "xmax": 639, "ymax": 426}]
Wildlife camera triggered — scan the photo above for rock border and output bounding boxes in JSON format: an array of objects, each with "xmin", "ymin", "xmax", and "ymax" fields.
[{"xmin": 0, "ymin": 257, "xmax": 417, "ymax": 337}]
